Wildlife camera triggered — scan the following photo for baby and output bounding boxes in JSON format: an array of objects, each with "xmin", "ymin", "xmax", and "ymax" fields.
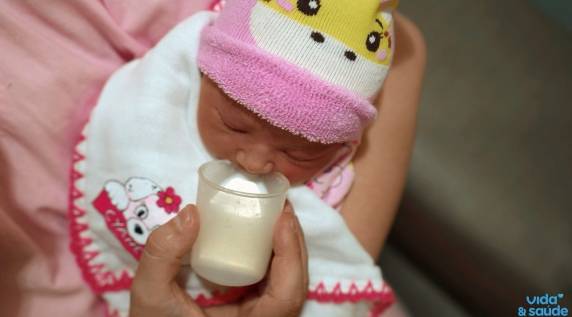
[{"xmin": 69, "ymin": 0, "xmax": 397, "ymax": 316}]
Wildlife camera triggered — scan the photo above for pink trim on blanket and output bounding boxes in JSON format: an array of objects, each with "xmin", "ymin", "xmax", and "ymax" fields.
[
  {"xmin": 195, "ymin": 286, "xmax": 256, "ymax": 306},
  {"xmin": 308, "ymin": 281, "xmax": 395, "ymax": 317},
  {"xmin": 68, "ymin": 133, "xmax": 134, "ymax": 293},
  {"xmin": 208, "ymin": 0, "xmax": 225, "ymax": 11},
  {"xmin": 104, "ymin": 302, "xmax": 120, "ymax": 317}
]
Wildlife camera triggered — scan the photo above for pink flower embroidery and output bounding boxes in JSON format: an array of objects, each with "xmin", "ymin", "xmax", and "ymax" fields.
[{"xmin": 156, "ymin": 187, "xmax": 181, "ymax": 213}]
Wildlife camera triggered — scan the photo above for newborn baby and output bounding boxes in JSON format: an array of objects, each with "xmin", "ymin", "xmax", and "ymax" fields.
[{"xmin": 69, "ymin": 1, "xmax": 397, "ymax": 316}]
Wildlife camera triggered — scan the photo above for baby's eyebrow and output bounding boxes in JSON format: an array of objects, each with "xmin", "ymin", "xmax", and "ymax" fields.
[
  {"xmin": 219, "ymin": 102, "xmax": 257, "ymax": 126},
  {"xmin": 375, "ymin": 19, "xmax": 384, "ymax": 30},
  {"xmin": 286, "ymin": 142, "xmax": 333, "ymax": 152}
]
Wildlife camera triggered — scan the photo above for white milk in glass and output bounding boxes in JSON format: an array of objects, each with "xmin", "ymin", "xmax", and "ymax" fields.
[{"xmin": 191, "ymin": 161, "xmax": 288, "ymax": 287}]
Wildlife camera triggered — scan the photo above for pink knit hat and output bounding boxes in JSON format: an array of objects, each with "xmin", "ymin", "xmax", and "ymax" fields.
[{"xmin": 198, "ymin": 0, "xmax": 397, "ymax": 144}]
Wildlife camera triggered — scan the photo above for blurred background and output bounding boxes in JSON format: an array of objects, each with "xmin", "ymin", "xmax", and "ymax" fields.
[{"xmin": 377, "ymin": 0, "xmax": 572, "ymax": 316}]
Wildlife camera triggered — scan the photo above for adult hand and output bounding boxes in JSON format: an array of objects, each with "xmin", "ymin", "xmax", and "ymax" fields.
[{"xmin": 129, "ymin": 203, "xmax": 308, "ymax": 317}]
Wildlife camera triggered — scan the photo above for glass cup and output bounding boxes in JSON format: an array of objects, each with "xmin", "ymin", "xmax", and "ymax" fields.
[{"xmin": 190, "ymin": 160, "xmax": 290, "ymax": 287}]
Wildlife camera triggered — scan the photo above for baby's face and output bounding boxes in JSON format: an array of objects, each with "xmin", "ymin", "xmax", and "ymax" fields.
[{"xmin": 197, "ymin": 76, "xmax": 347, "ymax": 185}]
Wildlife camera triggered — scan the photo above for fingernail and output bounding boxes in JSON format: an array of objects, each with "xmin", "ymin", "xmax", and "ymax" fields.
[
  {"xmin": 176, "ymin": 206, "xmax": 192, "ymax": 228},
  {"xmin": 284, "ymin": 201, "xmax": 293, "ymax": 213},
  {"xmin": 182, "ymin": 206, "xmax": 193, "ymax": 224},
  {"xmin": 289, "ymin": 213, "xmax": 298, "ymax": 232}
]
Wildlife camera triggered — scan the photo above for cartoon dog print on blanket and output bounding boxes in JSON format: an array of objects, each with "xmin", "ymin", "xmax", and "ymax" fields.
[{"xmin": 92, "ymin": 177, "xmax": 182, "ymax": 258}]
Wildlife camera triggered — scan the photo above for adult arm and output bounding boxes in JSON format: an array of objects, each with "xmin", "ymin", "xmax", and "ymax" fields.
[{"xmin": 340, "ymin": 12, "xmax": 427, "ymax": 259}]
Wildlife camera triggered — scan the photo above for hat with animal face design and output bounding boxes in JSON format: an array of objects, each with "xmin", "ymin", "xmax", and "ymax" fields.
[{"xmin": 198, "ymin": 0, "xmax": 398, "ymax": 144}]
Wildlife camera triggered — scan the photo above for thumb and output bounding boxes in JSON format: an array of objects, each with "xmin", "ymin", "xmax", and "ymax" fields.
[{"xmin": 131, "ymin": 204, "xmax": 199, "ymax": 299}]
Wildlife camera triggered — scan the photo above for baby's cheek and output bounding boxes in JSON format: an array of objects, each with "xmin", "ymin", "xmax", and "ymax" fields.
[
  {"xmin": 209, "ymin": 136, "xmax": 238, "ymax": 160},
  {"xmin": 200, "ymin": 129, "xmax": 233, "ymax": 159},
  {"xmin": 277, "ymin": 161, "xmax": 324, "ymax": 186}
]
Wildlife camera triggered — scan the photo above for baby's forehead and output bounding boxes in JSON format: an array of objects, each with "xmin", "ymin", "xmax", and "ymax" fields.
[
  {"xmin": 202, "ymin": 74, "xmax": 348, "ymax": 149},
  {"xmin": 222, "ymin": 97, "xmax": 341, "ymax": 150},
  {"xmin": 220, "ymin": 96, "xmax": 258, "ymax": 122}
]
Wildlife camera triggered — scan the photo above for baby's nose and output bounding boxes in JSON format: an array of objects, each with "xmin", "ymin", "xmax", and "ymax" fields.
[{"xmin": 235, "ymin": 149, "xmax": 274, "ymax": 175}]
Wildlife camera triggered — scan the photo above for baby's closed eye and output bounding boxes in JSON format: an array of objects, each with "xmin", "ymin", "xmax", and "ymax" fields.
[
  {"xmin": 283, "ymin": 149, "xmax": 329, "ymax": 162},
  {"xmin": 221, "ymin": 119, "xmax": 248, "ymax": 134},
  {"xmin": 216, "ymin": 107, "xmax": 250, "ymax": 133}
]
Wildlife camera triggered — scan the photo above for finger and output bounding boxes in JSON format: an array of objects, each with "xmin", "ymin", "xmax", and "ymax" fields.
[
  {"xmin": 291, "ymin": 205, "xmax": 309, "ymax": 292},
  {"xmin": 131, "ymin": 204, "xmax": 199, "ymax": 298},
  {"xmin": 282, "ymin": 201, "xmax": 308, "ymax": 286},
  {"xmin": 258, "ymin": 202, "xmax": 308, "ymax": 315},
  {"xmin": 285, "ymin": 201, "xmax": 309, "ymax": 299}
]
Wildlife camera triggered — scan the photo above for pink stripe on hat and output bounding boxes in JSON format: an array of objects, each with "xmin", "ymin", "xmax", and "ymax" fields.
[{"xmin": 198, "ymin": 25, "xmax": 376, "ymax": 144}]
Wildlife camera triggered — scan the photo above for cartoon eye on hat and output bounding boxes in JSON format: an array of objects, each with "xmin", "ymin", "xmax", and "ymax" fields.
[
  {"xmin": 271, "ymin": 0, "xmax": 321, "ymax": 14},
  {"xmin": 366, "ymin": 34, "xmax": 380, "ymax": 52},
  {"xmin": 366, "ymin": 18, "xmax": 391, "ymax": 61},
  {"xmin": 297, "ymin": 0, "xmax": 321, "ymax": 15}
]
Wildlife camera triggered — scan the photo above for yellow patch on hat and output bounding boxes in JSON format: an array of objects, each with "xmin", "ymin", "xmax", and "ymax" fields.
[{"xmin": 259, "ymin": 0, "xmax": 397, "ymax": 65}]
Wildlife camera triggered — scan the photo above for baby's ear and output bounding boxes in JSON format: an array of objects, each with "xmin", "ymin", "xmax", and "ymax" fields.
[{"xmin": 104, "ymin": 180, "xmax": 129, "ymax": 210}]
